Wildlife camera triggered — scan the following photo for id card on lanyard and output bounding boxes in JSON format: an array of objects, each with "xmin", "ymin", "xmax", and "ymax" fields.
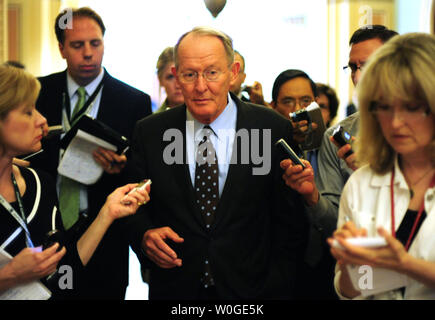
[{"xmin": 0, "ymin": 173, "xmax": 34, "ymax": 248}]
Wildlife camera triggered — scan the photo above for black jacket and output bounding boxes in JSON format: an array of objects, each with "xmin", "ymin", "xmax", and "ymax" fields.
[
  {"xmin": 127, "ymin": 94, "xmax": 309, "ymax": 299},
  {"xmin": 32, "ymin": 69, "xmax": 152, "ymax": 299}
]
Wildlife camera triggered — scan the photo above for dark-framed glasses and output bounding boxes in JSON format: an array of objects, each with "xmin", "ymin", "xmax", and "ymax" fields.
[
  {"xmin": 343, "ymin": 62, "xmax": 365, "ymax": 74},
  {"xmin": 179, "ymin": 69, "xmax": 224, "ymax": 83},
  {"xmin": 279, "ymin": 97, "xmax": 314, "ymax": 109}
]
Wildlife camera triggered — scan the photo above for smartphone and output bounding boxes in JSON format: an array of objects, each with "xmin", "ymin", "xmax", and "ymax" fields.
[
  {"xmin": 275, "ymin": 138, "xmax": 306, "ymax": 169},
  {"xmin": 332, "ymin": 125, "xmax": 354, "ymax": 158}
]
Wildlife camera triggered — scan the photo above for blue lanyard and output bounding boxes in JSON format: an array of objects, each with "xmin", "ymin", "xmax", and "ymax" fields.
[{"xmin": 0, "ymin": 173, "xmax": 35, "ymax": 248}]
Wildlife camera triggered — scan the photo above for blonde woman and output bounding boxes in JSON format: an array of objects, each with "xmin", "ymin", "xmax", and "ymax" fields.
[
  {"xmin": 0, "ymin": 65, "xmax": 149, "ymax": 299},
  {"xmin": 329, "ymin": 32, "xmax": 435, "ymax": 300}
]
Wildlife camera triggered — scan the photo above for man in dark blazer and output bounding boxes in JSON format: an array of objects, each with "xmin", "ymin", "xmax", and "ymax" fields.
[
  {"xmin": 127, "ymin": 27, "xmax": 308, "ymax": 300},
  {"xmin": 32, "ymin": 7, "xmax": 151, "ymax": 299}
]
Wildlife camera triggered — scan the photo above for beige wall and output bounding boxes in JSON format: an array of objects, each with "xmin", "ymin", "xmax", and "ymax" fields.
[
  {"xmin": 347, "ymin": 0, "xmax": 395, "ymax": 100},
  {"xmin": 3, "ymin": 0, "xmax": 397, "ymax": 114},
  {"xmin": 5, "ymin": 0, "xmax": 63, "ymax": 76},
  {"xmin": 0, "ymin": 0, "xmax": 6, "ymax": 62},
  {"xmin": 432, "ymin": 0, "xmax": 434, "ymax": 33}
]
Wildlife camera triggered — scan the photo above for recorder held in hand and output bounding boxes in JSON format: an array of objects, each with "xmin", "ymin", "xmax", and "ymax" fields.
[
  {"xmin": 289, "ymin": 102, "xmax": 326, "ymax": 151},
  {"xmin": 275, "ymin": 138, "xmax": 306, "ymax": 169},
  {"xmin": 332, "ymin": 125, "xmax": 354, "ymax": 158}
]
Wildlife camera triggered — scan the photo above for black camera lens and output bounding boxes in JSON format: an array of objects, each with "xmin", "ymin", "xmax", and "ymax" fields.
[{"xmin": 290, "ymin": 109, "xmax": 310, "ymax": 122}]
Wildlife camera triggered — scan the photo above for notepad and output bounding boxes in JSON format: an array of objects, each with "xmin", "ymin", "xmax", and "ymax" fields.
[
  {"xmin": 60, "ymin": 114, "xmax": 129, "ymax": 154},
  {"xmin": 0, "ymin": 249, "xmax": 51, "ymax": 300},
  {"xmin": 346, "ymin": 264, "xmax": 409, "ymax": 297},
  {"xmin": 58, "ymin": 129, "xmax": 117, "ymax": 185}
]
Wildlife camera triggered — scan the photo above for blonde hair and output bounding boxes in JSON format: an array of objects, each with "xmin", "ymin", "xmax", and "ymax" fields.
[
  {"xmin": 174, "ymin": 26, "xmax": 234, "ymax": 69},
  {"xmin": 156, "ymin": 46, "xmax": 175, "ymax": 82},
  {"xmin": 0, "ymin": 65, "xmax": 41, "ymax": 149},
  {"xmin": 356, "ymin": 32, "xmax": 435, "ymax": 173}
]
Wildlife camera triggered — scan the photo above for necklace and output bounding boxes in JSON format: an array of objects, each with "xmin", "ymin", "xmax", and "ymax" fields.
[{"xmin": 407, "ymin": 167, "xmax": 434, "ymax": 198}]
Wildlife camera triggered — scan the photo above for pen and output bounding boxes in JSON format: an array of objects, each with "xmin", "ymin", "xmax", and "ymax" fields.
[{"xmin": 110, "ymin": 146, "xmax": 130, "ymax": 167}]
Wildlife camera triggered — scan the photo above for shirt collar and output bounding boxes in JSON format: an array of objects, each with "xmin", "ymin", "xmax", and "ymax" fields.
[{"xmin": 67, "ymin": 68, "xmax": 105, "ymax": 98}]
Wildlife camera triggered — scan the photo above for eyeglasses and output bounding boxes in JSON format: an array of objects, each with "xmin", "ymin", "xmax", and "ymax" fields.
[
  {"xmin": 343, "ymin": 62, "xmax": 365, "ymax": 74},
  {"xmin": 369, "ymin": 101, "xmax": 430, "ymax": 122},
  {"xmin": 279, "ymin": 97, "xmax": 313, "ymax": 109},
  {"xmin": 178, "ymin": 69, "xmax": 224, "ymax": 83}
]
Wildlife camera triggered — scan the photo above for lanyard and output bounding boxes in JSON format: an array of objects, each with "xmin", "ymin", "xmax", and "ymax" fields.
[
  {"xmin": 0, "ymin": 173, "xmax": 34, "ymax": 248},
  {"xmin": 63, "ymin": 79, "xmax": 104, "ymax": 130},
  {"xmin": 390, "ymin": 169, "xmax": 435, "ymax": 251}
]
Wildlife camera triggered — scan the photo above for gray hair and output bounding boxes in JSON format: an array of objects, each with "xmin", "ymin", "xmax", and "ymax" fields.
[{"xmin": 174, "ymin": 26, "xmax": 234, "ymax": 69}]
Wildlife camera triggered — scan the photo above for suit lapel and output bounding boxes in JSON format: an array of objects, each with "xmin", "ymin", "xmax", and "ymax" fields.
[
  {"xmin": 49, "ymin": 71, "xmax": 68, "ymax": 125},
  {"xmin": 164, "ymin": 106, "xmax": 206, "ymax": 229},
  {"xmin": 212, "ymin": 98, "xmax": 257, "ymax": 231},
  {"xmin": 95, "ymin": 69, "xmax": 114, "ymax": 125}
]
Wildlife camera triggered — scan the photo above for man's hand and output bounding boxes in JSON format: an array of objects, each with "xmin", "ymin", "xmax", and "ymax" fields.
[
  {"xmin": 290, "ymin": 120, "xmax": 319, "ymax": 144},
  {"xmin": 93, "ymin": 147, "xmax": 127, "ymax": 174},
  {"xmin": 142, "ymin": 227, "xmax": 184, "ymax": 269},
  {"xmin": 329, "ymin": 136, "xmax": 358, "ymax": 171},
  {"xmin": 247, "ymin": 81, "xmax": 272, "ymax": 108},
  {"xmin": 280, "ymin": 158, "xmax": 319, "ymax": 206}
]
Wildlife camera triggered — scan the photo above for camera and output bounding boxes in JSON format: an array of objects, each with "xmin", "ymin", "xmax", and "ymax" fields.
[
  {"xmin": 289, "ymin": 102, "xmax": 326, "ymax": 151},
  {"xmin": 290, "ymin": 109, "xmax": 310, "ymax": 123}
]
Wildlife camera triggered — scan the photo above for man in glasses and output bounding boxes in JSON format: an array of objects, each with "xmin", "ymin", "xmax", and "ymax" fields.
[
  {"xmin": 280, "ymin": 25, "xmax": 398, "ymax": 300},
  {"xmin": 269, "ymin": 69, "xmax": 320, "ymax": 146},
  {"xmin": 270, "ymin": 69, "xmax": 317, "ymax": 121},
  {"xmin": 127, "ymin": 26, "xmax": 308, "ymax": 300}
]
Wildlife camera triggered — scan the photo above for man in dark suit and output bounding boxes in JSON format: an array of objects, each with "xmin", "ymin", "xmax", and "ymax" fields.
[
  {"xmin": 32, "ymin": 7, "xmax": 152, "ymax": 299},
  {"xmin": 127, "ymin": 27, "xmax": 308, "ymax": 300}
]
